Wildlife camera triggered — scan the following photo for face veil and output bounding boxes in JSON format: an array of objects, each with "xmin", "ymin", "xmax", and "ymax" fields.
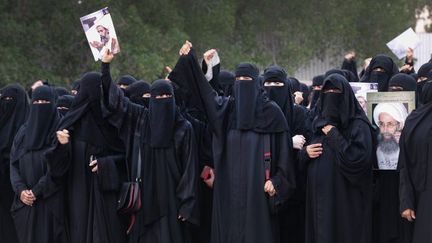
[{"xmin": 149, "ymin": 80, "xmax": 176, "ymax": 148}]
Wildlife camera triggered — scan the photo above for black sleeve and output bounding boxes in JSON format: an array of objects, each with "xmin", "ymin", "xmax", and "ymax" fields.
[
  {"xmin": 326, "ymin": 120, "xmax": 373, "ymax": 186},
  {"xmin": 270, "ymin": 131, "xmax": 296, "ymax": 203},
  {"xmin": 398, "ymin": 131, "xmax": 416, "ymax": 212},
  {"xmin": 176, "ymin": 124, "xmax": 200, "ymax": 225},
  {"xmin": 101, "ymin": 62, "xmax": 145, "ymax": 141},
  {"xmin": 169, "ymin": 50, "xmax": 230, "ymax": 138},
  {"xmin": 341, "ymin": 58, "xmax": 359, "ymax": 81}
]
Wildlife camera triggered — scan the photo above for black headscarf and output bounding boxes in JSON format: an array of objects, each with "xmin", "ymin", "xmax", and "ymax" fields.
[
  {"xmin": 117, "ymin": 75, "xmax": 137, "ymax": 88},
  {"xmin": 299, "ymin": 83, "xmax": 310, "ymax": 107},
  {"xmin": 399, "ymin": 79, "xmax": 432, "ymax": 191},
  {"xmin": 58, "ymin": 72, "xmax": 123, "ymax": 152},
  {"xmin": 24, "ymin": 85, "xmax": 59, "ymax": 150},
  {"xmin": 71, "ymin": 79, "xmax": 81, "ymax": 95},
  {"xmin": 263, "ymin": 65, "xmax": 294, "ymax": 128},
  {"xmin": 388, "ymin": 73, "xmax": 416, "ymax": 92},
  {"xmin": 360, "ymin": 54, "xmax": 399, "ymax": 92},
  {"xmin": 315, "ymin": 74, "xmax": 370, "ymax": 130},
  {"xmin": 56, "ymin": 95, "xmax": 75, "ymax": 116},
  {"xmin": 325, "ymin": 69, "xmax": 358, "ymax": 83},
  {"xmin": 232, "ymin": 63, "xmax": 287, "ymax": 132},
  {"xmin": 0, "ymin": 84, "xmax": 29, "ymax": 152},
  {"xmin": 289, "ymin": 77, "xmax": 301, "ymax": 93},
  {"xmin": 310, "ymin": 74, "xmax": 325, "ymax": 110},
  {"xmin": 417, "ymin": 62, "xmax": 432, "ymax": 79},
  {"xmin": 55, "ymin": 86, "xmax": 71, "ymax": 97},
  {"xmin": 124, "ymin": 80, "xmax": 151, "ymax": 107},
  {"xmin": 218, "ymin": 70, "xmax": 235, "ymax": 97},
  {"xmin": 148, "ymin": 80, "xmax": 176, "ymax": 148}
]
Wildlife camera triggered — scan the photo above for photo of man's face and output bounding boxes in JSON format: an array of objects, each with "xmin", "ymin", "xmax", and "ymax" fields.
[
  {"xmin": 96, "ymin": 25, "xmax": 109, "ymax": 44},
  {"xmin": 377, "ymin": 112, "xmax": 401, "ymax": 155},
  {"xmin": 356, "ymin": 96, "xmax": 367, "ymax": 114},
  {"xmin": 372, "ymin": 102, "xmax": 409, "ymax": 170}
]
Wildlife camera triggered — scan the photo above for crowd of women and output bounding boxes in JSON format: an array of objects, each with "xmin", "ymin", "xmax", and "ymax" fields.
[{"xmin": 1, "ymin": 40, "xmax": 432, "ymax": 243}]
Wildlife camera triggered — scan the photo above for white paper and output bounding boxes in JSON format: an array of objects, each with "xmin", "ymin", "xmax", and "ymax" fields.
[
  {"xmin": 80, "ymin": 7, "xmax": 120, "ymax": 61},
  {"xmin": 386, "ymin": 28, "xmax": 421, "ymax": 59}
]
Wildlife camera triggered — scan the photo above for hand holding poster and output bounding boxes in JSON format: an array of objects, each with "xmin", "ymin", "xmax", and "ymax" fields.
[
  {"xmin": 386, "ymin": 28, "xmax": 421, "ymax": 59},
  {"xmin": 80, "ymin": 7, "xmax": 120, "ymax": 61}
]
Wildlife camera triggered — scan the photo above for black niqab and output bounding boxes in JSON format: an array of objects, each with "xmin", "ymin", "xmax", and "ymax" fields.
[
  {"xmin": 315, "ymin": 74, "xmax": 369, "ymax": 130},
  {"xmin": 263, "ymin": 65, "xmax": 294, "ymax": 128},
  {"xmin": 388, "ymin": 73, "xmax": 416, "ymax": 92},
  {"xmin": 148, "ymin": 80, "xmax": 176, "ymax": 148},
  {"xmin": 56, "ymin": 95, "xmax": 74, "ymax": 116},
  {"xmin": 231, "ymin": 63, "xmax": 287, "ymax": 132},
  {"xmin": 0, "ymin": 84, "xmax": 29, "ymax": 152},
  {"xmin": 360, "ymin": 55, "xmax": 399, "ymax": 92},
  {"xmin": 310, "ymin": 75, "xmax": 325, "ymax": 109},
  {"xmin": 24, "ymin": 85, "xmax": 59, "ymax": 150},
  {"xmin": 124, "ymin": 80, "xmax": 151, "ymax": 107}
]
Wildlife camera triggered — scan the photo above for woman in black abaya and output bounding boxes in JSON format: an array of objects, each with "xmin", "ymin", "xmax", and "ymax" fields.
[
  {"xmin": 48, "ymin": 71, "xmax": 128, "ymax": 243},
  {"xmin": 0, "ymin": 84, "xmax": 28, "ymax": 243},
  {"xmin": 10, "ymin": 85, "xmax": 68, "ymax": 243},
  {"xmin": 372, "ymin": 73, "xmax": 416, "ymax": 243},
  {"xmin": 399, "ymin": 79, "xmax": 432, "ymax": 243},
  {"xmin": 360, "ymin": 54, "xmax": 399, "ymax": 92},
  {"xmin": 301, "ymin": 74, "xmax": 374, "ymax": 243}
]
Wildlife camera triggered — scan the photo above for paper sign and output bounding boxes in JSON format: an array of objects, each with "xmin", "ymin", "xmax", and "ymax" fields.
[
  {"xmin": 386, "ymin": 28, "xmax": 421, "ymax": 59},
  {"xmin": 80, "ymin": 7, "xmax": 120, "ymax": 61}
]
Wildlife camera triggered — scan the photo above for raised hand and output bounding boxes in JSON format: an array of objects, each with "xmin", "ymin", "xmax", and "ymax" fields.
[{"xmin": 179, "ymin": 40, "xmax": 192, "ymax": 56}]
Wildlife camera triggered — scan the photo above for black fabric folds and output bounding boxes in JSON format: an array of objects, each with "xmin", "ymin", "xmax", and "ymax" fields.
[{"xmin": 218, "ymin": 70, "xmax": 235, "ymax": 97}]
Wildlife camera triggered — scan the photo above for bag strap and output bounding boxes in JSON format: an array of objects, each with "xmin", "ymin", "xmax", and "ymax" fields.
[
  {"xmin": 264, "ymin": 134, "xmax": 271, "ymax": 181},
  {"xmin": 136, "ymin": 148, "xmax": 142, "ymax": 182}
]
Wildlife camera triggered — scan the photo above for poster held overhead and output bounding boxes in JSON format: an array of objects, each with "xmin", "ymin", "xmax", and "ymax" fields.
[
  {"xmin": 80, "ymin": 7, "xmax": 120, "ymax": 61},
  {"xmin": 386, "ymin": 28, "xmax": 421, "ymax": 59}
]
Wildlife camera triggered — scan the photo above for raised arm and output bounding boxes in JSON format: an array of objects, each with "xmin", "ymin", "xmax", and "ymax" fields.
[
  {"xmin": 100, "ymin": 50, "xmax": 145, "ymax": 138},
  {"xmin": 168, "ymin": 42, "xmax": 229, "ymax": 137}
]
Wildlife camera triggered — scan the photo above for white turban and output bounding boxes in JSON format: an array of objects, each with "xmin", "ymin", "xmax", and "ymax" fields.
[{"xmin": 373, "ymin": 102, "xmax": 408, "ymax": 127}]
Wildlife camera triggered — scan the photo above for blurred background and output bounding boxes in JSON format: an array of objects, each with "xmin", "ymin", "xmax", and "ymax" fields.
[{"xmin": 0, "ymin": 0, "xmax": 430, "ymax": 87}]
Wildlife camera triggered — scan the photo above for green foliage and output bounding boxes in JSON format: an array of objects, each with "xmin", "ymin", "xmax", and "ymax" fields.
[{"xmin": 0, "ymin": 0, "xmax": 426, "ymax": 88}]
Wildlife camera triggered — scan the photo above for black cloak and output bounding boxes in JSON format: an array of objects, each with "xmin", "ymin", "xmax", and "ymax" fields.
[
  {"xmin": 10, "ymin": 85, "xmax": 67, "ymax": 243},
  {"xmin": 301, "ymin": 73, "xmax": 374, "ymax": 243},
  {"xmin": 0, "ymin": 84, "xmax": 28, "ymax": 243},
  {"xmin": 100, "ymin": 63, "xmax": 200, "ymax": 243}
]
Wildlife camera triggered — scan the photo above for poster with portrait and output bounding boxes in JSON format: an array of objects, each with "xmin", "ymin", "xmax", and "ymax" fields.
[
  {"xmin": 367, "ymin": 91, "xmax": 416, "ymax": 170},
  {"xmin": 349, "ymin": 82, "xmax": 378, "ymax": 115},
  {"xmin": 80, "ymin": 7, "xmax": 120, "ymax": 61}
]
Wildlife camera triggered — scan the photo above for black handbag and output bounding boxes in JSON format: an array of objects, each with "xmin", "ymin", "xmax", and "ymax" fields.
[{"xmin": 117, "ymin": 148, "xmax": 142, "ymax": 234}]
